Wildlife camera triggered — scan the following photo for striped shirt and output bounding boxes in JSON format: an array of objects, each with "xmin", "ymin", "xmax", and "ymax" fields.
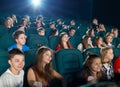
[{"xmin": 102, "ymin": 63, "xmax": 114, "ymax": 80}]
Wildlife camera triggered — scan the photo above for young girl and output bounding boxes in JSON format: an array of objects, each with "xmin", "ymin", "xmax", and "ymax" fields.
[
  {"xmin": 27, "ymin": 47, "xmax": 66, "ymax": 87},
  {"xmin": 94, "ymin": 36, "xmax": 106, "ymax": 48},
  {"xmin": 55, "ymin": 32, "xmax": 73, "ymax": 51},
  {"xmin": 77, "ymin": 55, "xmax": 103, "ymax": 85},
  {"xmin": 87, "ymin": 29, "xmax": 95, "ymax": 37},
  {"xmin": 105, "ymin": 34, "xmax": 114, "ymax": 47},
  {"xmin": 77, "ymin": 35, "xmax": 94, "ymax": 52},
  {"xmin": 101, "ymin": 47, "xmax": 114, "ymax": 81}
]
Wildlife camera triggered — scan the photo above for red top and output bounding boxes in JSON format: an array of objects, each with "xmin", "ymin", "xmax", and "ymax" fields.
[
  {"xmin": 114, "ymin": 56, "xmax": 120, "ymax": 73},
  {"xmin": 55, "ymin": 44, "xmax": 61, "ymax": 51}
]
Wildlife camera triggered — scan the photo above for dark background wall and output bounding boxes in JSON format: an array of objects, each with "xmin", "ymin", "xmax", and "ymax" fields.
[
  {"xmin": 0, "ymin": 0, "xmax": 93, "ymax": 20},
  {"xmin": 93, "ymin": 0, "xmax": 120, "ymax": 28},
  {"xmin": 0, "ymin": 0, "xmax": 120, "ymax": 28}
]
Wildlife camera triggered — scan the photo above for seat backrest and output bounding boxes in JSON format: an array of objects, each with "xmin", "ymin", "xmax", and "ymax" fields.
[
  {"xmin": 28, "ymin": 27, "xmax": 38, "ymax": 35},
  {"xmin": 83, "ymin": 48, "xmax": 101, "ymax": 61},
  {"xmin": 26, "ymin": 34, "xmax": 49, "ymax": 49},
  {"xmin": 112, "ymin": 37, "xmax": 120, "ymax": 48},
  {"xmin": 49, "ymin": 36, "xmax": 59, "ymax": 50},
  {"xmin": 113, "ymin": 48, "xmax": 120, "ymax": 59},
  {"xmin": 24, "ymin": 49, "xmax": 37, "ymax": 70},
  {"xmin": 0, "ymin": 50, "xmax": 10, "ymax": 76},
  {"xmin": 0, "ymin": 25, "xmax": 9, "ymax": 38},
  {"xmin": 55, "ymin": 49, "xmax": 84, "ymax": 84},
  {"xmin": 0, "ymin": 33, "xmax": 15, "ymax": 50}
]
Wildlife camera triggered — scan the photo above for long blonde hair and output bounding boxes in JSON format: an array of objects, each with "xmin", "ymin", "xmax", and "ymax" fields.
[{"xmin": 100, "ymin": 47, "xmax": 113, "ymax": 64}]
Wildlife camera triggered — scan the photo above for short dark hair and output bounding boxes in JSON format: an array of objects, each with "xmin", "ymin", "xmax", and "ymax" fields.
[
  {"xmin": 37, "ymin": 27, "xmax": 45, "ymax": 32},
  {"xmin": 8, "ymin": 48, "xmax": 24, "ymax": 60},
  {"xmin": 69, "ymin": 27, "xmax": 75, "ymax": 31},
  {"xmin": 49, "ymin": 22, "xmax": 55, "ymax": 25},
  {"xmin": 12, "ymin": 30, "xmax": 25, "ymax": 39}
]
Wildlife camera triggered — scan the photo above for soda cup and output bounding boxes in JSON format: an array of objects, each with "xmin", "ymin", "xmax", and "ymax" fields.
[{"xmin": 33, "ymin": 81, "xmax": 42, "ymax": 87}]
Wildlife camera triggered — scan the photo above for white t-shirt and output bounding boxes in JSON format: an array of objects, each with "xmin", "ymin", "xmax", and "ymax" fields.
[
  {"xmin": 77, "ymin": 43, "xmax": 83, "ymax": 52},
  {"xmin": 77, "ymin": 43, "xmax": 94, "ymax": 52},
  {"xmin": 0, "ymin": 69, "xmax": 24, "ymax": 87}
]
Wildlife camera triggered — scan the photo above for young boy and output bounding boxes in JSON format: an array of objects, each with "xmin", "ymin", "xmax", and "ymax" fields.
[
  {"xmin": 8, "ymin": 30, "xmax": 29, "ymax": 52},
  {"xmin": 37, "ymin": 27, "xmax": 45, "ymax": 36},
  {"xmin": 0, "ymin": 48, "xmax": 25, "ymax": 87}
]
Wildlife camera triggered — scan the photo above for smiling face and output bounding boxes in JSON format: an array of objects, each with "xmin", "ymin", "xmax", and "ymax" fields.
[
  {"xmin": 9, "ymin": 54, "xmax": 25, "ymax": 73},
  {"xmin": 101, "ymin": 48, "xmax": 114, "ymax": 63},
  {"xmin": 104, "ymin": 49, "xmax": 114, "ymax": 62},
  {"xmin": 90, "ymin": 58, "xmax": 102, "ymax": 73},
  {"xmin": 16, "ymin": 34, "xmax": 26, "ymax": 45}
]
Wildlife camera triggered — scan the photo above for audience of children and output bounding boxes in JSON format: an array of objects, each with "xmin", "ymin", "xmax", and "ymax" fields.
[{"xmin": 1, "ymin": 14, "xmax": 120, "ymax": 87}]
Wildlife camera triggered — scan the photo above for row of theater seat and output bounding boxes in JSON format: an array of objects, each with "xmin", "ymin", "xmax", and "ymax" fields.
[
  {"xmin": 0, "ymin": 48, "xmax": 120, "ymax": 86},
  {"xmin": 0, "ymin": 49, "xmax": 83, "ymax": 86},
  {"xmin": 1, "ymin": 31, "xmax": 120, "ymax": 52}
]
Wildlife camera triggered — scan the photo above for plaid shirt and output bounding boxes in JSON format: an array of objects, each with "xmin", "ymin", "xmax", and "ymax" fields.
[{"xmin": 102, "ymin": 63, "xmax": 114, "ymax": 80}]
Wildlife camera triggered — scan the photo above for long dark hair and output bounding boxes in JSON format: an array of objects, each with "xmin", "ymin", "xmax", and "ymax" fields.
[
  {"xmin": 83, "ymin": 54, "xmax": 103, "ymax": 80},
  {"xmin": 59, "ymin": 33, "xmax": 72, "ymax": 49},
  {"xmin": 82, "ymin": 35, "xmax": 91, "ymax": 50},
  {"xmin": 35, "ymin": 47, "xmax": 54, "ymax": 84}
]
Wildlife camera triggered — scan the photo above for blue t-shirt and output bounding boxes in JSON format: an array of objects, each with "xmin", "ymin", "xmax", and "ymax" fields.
[{"xmin": 8, "ymin": 44, "xmax": 30, "ymax": 52}]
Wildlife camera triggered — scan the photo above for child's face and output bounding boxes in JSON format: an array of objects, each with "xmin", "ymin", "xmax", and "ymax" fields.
[
  {"xmin": 100, "ymin": 24, "xmax": 104, "ymax": 29},
  {"xmin": 93, "ymin": 19, "xmax": 98, "ymax": 25},
  {"xmin": 6, "ymin": 19, "xmax": 12, "ymax": 26},
  {"xmin": 106, "ymin": 36, "xmax": 113, "ymax": 43},
  {"xmin": 16, "ymin": 34, "xmax": 26, "ymax": 45},
  {"xmin": 39, "ymin": 30, "xmax": 45, "ymax": 36},
  {"xmin": 70, "ymin": 29, "xmax": 75, "ymax": 36},
  {"xmin": 107, "ymin": 49, "xmax": 114, "ymax": 60},
  {"xmin": 42, "ymin": 51, "xmax": 52, "ymax": 64},
  {"xmin": 87, "ymin": 38, "xmax": 92, "ymax": 45},
  {"xmin": 9, "ymin": 54, "xmax": 25, "ymax": 73},
  {"xmin": 62, "ymin": 34, "xmax": 69, "ymax": 42},
  {"xmin": 98, "ymin": 38, "xmax": 103, "ymax": 45},
  {"xmin": 90, "ymin": 58, "xmax": 102, "ymax": 73},
  {"xmin": 70, "ymin": 21, "xmax": 75, "ymax": 25},
  {"xmin": 104, "ymin": 49, "xmax": 114, "ymax": 62}
]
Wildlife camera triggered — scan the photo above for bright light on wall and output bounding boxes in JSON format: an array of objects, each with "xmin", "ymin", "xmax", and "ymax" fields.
[{"xmin": 32, "ymin": 0, "xmax": 40, "ymax": 7}]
